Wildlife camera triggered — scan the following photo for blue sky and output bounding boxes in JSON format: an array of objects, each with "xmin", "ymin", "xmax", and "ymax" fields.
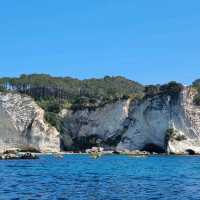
[{"xmin": 0, "ymin": 0, "xmax": 200, "ymax": 85}]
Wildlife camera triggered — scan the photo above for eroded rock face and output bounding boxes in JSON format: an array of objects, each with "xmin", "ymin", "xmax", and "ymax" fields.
[
  {"xmin": 117, "ymin": 95, "xmax": 172, "ymax": 151},
  {"xmin": 60, "ymin": 99, "xmax": 131, "ymax": 150},
  {"xmin": 117, "ymin": 87, "xmax": 200, "ymax": 154},
  {"xmin": 0, "ymin": 92, "xmax": 60, "ymax": 153},
  {"xmin": 59, "ymin": 86, "xmax": 200, "ymax": 154},
  {"xmin": 166, "ymin": 88, "xmax": 200, "ymax": 154}
]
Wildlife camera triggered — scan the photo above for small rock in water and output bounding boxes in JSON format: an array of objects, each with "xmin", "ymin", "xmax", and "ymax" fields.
[
  {"xmin": 0, "ymin": 152, "xmax": 39, "ymax": 160},
  {"xmin": 20, "ymin": 152, "xmax": 39, "ymax": 160}
]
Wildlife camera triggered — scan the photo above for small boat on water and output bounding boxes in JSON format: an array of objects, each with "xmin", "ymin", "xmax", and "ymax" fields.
[
  {"xmin": 90, "ymin": 151, "xmax": 102, "ymax": 159},
  {"xmin": 87, "ymin": 147, "xmax": 103, "ymax": 159}
]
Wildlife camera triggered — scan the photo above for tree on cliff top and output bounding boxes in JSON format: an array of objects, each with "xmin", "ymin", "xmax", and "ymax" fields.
[
  {"xmin": 160, "ymin": 81, "xmax": 183, "ymax": 95},
  {"xmin": 0, "ymin": 74, "xmax": 144, "ymax": 105}
]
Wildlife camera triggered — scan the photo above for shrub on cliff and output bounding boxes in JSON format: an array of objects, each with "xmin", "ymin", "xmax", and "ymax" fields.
[
  {"xmin": 192, "ymin": 79, "xmax": 200, "ymax": 89},
  {"xmin": 193, "ymin": 95, "xmax": 200, "ymax": 106},
  {"xmin": 38, "ymin": 98, "xmax": 61, "ymax": 113},
  {"xmin": 144, "ymin": 82, "xmax": 183, "ymax": 99},
  {"xmin": 45, "ymin": 112, "xmax": 61, "ymax": 131},
  {"xmin": 160, "ymin": 81, "xmax": 183, "ymax": 96},
  {"xmin": 144, "ymin": 85, "xmax": 160, "ymax": 97},
  {"xmin": 165, "ymin": 128, "xmax": 186, "ymax": 144},
  {"xmin": 192, "ymin": 79, "xmax": 200, "ymax": 106}
]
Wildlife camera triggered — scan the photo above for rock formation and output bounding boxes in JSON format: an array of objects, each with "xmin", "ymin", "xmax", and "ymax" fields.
[
  {"xmin": 117, "ymin": 87, "xmax": 200, "ymax": 154},
  {"xmin": 60, "ymin": 99, "xmax": 130, "ymax": 150},
  {"xmin": 2, "ymin": 86, "xmax": 200, "ymax": 155},
  {"xmin": 0, "ymin": 92, "xmax": 60, "ymax": 153},
  {"xmin": 61, "ymin": 87, "xmax": 200, "ymax": 154}
]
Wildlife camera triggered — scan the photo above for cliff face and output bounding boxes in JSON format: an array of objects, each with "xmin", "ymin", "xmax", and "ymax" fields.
[
  {"xmin": 166, "ymin": 88, "xmax": 200, "ymax": 154},
  {"xmin": 60, "ymin": 100, "xmax": 130, "ymax": 150},
  {"xmin": 0, "ymin": 92, "xmax": 60, "ymax": 153},
  {"xmin": 61, "ymin": 87, "xmax": 200, "ymax": 154},
  {"xmin": 2, "ymin": 87, "xmax": 200, "ymax": 154},
  {"xmin": 117, "ymin": 87, "xmax": 200, "ymax": 154}
]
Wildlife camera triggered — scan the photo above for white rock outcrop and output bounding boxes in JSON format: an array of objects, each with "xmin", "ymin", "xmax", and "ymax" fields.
[
  {"xmin": 60, "ymin": 87, "xmax": 200, "ymax": 154},
  {"xmin": 61, "ymin": 100, "xmax": 130, "ymax": 148},
  {"xmin": 117, "ymin": 87, "xmax": 200, "ymax": 154},
  {"xmin": 0, "ymin": 92, "xmax": 60, "ymax": 153}
]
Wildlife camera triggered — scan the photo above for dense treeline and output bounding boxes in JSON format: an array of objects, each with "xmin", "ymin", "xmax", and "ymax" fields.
[
  {"xmin": 0, "ymin": 74, "xmax": 144, "ymax": 104},
  {"xmin": 144, "ymin": 81, "xmax": 184, "ymax": 99},
  {"xmin": 0, "ymin": 74, "xmax": 144, "ymax": 130}
]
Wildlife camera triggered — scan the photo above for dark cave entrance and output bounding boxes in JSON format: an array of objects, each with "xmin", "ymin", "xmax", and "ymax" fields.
[{"xmin": 141, "ymin": 143, "xmax": 165, "ymax": 154}]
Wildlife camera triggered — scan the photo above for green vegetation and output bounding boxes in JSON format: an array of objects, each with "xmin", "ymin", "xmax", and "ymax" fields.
[
  {"xmin": 145, "ymin": 81, "xmax": 183, "ymax": 99},
  {"xmin": 192, "ymin": 79, "xmax": 200, "ymax": 106},
  {"xmin": 0, "ymin": 74, "xmax": 144, "ymax": 103},
  {"xmin": 45, "ymin": 112, "xmax": 62, "ymax": 131},
  {"xmin": 144, "ymin": 85, "xmax": 160, "ymax": 97},
  {"xmin": 0, "ymin": 74, "xmax": 144, "ymax": 128},
  {"xmin": 193, "ymin": 95, "xmax": 200, "ymax": 106},
  {"xmin": 160, "ymin": 81, "xmax": 183, "ymax": 96},
  {"xmin": 192, "ymin": 79, "xmax": 200, "ymax": 89},
  {"xmin": 165, "ymin": 128, "xmax": 186, "ymax": 144},
  {"xmin": 165, "ymin": 128, "xmax": 177, "ymax": 142}
]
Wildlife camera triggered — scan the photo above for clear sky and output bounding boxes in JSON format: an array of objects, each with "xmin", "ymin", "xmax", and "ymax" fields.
[{"xmin": 0, "ymin": 0, "xmax": 200, "ymax": 85}]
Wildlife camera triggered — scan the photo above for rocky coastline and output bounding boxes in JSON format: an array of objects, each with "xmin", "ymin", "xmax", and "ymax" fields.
[
  {"xmin": 1, "ymin": 85, "xmax": 200, "ymax": 156},
  {"xmin": 60, "ymin": 87, "xmax": 200, "ymax": 155}
]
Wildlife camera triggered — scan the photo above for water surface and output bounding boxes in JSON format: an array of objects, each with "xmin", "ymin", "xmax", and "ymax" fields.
[{"xmin": 0, "ymin": 155, "xmax": 199, "ymax": 200}]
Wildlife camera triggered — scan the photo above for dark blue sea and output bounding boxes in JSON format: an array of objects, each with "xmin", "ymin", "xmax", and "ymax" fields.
[{"xmin": 0, "ymin": 155, "xmax": 199, "ymax": 200}]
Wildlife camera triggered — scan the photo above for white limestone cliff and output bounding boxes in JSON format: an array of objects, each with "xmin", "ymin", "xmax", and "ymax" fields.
[
  {"xmin": 60, "ymin": 99, "xmax": 131, "ymax": 149},
  {"xmin": 2, "ymin": 87, "xmax": 200, "ymax": 155},
  {"xmin": 117, "ymin": 87, "xmax": 200, "ymax": 154},
  {"xmin": 61, "ymin": 87, "xmax": 200, "ymax": 154},
  {"xmin": 0, "ymin": 92, "xmax": 60, "ymax": 153}
]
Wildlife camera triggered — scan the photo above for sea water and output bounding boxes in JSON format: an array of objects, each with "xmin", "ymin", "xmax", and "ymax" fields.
[{"xmin": 0, "ymin": 155, "xmax": 199, "ymax": 200}]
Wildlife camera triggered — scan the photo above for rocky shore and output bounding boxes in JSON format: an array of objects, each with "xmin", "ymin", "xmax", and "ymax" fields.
[
  {"xmin": 63, "ymin": 148, "xmax": 200, "ymax": 156},
  {"xmin": 0, "ymin": 151, "xmax": 39, "ymax": 160}
]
